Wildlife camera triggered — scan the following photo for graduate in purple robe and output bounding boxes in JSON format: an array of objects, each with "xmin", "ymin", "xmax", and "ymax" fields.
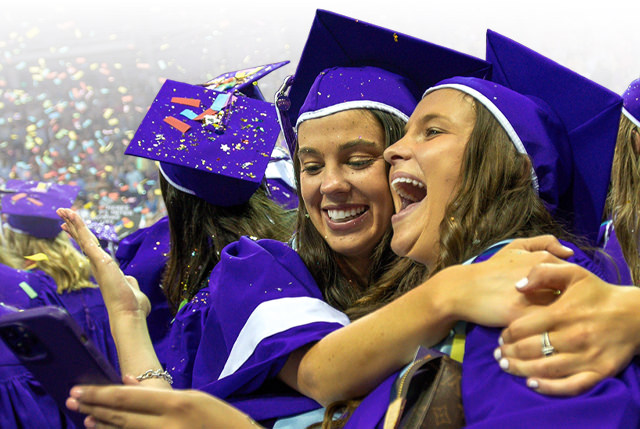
[
  {"xmin": 345, "ymin": 30, "xmax": 639, "ymax": 427},
  {"xmin": 56, "ymin": 61, "xmax": 297, "ymax": 404},
  {"xmin": 0, "ymin": 180, "xmax": 119, "ymax": 370}
]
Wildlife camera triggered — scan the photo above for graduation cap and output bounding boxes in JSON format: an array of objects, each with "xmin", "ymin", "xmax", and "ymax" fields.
[
  {"xmin": 126, "ymin": 78, "xmax": 282, "ymax": 207},
  {"xmin": 622, "ymin": 78, "xmax": 640, "ymax": 128},
  {"xmin": 202, "ymin": 61, "xmax": 289, "ymax": 101},
  {"xmin": 275, "ymin": 9, "xmax": 491, "ymax": 154},
  {"xmin": 423, "ymin": 29, "xmax": 623, "ymax": 244},
  {"xmin": 1, "ymin": 180, "xmax": 79, "ymax": 239}
]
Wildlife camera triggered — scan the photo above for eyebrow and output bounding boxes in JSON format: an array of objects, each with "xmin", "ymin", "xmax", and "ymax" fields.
[{"xmin": 298, "ymin": 139, "xmax": 380, "ymax": 156}]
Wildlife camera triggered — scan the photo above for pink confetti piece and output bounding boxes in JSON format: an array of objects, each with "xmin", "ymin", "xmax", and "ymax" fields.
[
  {"xmin": 163, "ymin": 116, "xmax": 191, "ymax": 133},
  {"xmin": 171, "ymin": 97, "xmax": 200, "ymax": 108}
]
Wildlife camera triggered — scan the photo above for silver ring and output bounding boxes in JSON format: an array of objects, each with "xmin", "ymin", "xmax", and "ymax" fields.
[{"xmin": 541, "ymin": 331, "xmax": 555, "ymax": 357}]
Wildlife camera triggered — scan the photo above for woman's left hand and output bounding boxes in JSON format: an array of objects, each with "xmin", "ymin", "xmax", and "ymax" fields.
[
  {"xmin": 496, "ymin": 262, "xmax": 640, "ymax": 396},
  {"xmin": 65, "ymin": 378, "xmax": 262, "ymax": 429}
]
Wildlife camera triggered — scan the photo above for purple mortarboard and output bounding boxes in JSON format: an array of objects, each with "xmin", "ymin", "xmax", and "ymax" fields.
[
  {"xmin": 275, "ymin": 9, "xmax": 491, "ymax": 154},
  {"xmin": 126, "ymin": 78, "xmax": 282, "ymax": 207},
  {"xmin": 1, "ymin": 180, "xmax": 79, "ymax": 239},
  {"xmin": 622, "ymin": 78, "xmax": 640, "ymax": 128},
  {"xmin": 202, "ymin": 61, "xmax": 289, "ymax": 102},
  {"xmin": 424, "ymin": 30, "xmax": 622, "ymax": 244}
]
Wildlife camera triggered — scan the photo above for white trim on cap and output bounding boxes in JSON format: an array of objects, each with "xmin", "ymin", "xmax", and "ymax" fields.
[
  {"xmin": 218, "ymin": 296, "xmax": 350, "ymax": 380},
  {"xmin": 295, "ymin": 100, "xmax": 409, "ymax": 131},
  {"xmin": 623, "ymin": 107, "xmax": 640, "ymax": 129},
  {"xmin": 157, "ymin": 163, "xmax": 196, "ymax": 196},
  {"xmin": 424, "ymin": 83, "xmax": 540, "ymax": 193}
]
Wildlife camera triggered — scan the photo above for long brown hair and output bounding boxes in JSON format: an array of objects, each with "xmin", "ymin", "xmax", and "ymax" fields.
[
  {"xmin": 293, "ymin": 109, "xmax": 428, "ymax": 321},
  {"xmin": 431, "ymin": 98, "xmax": 571, "ymax": 274},
  {"xmin": 160, "ymin": 174, "xmax": 295, "ymax": 314},
  {"xmin": 1, "ymin": 228, "xmax": 95, "ymax": 293},
  {"xmin": 606, "ymin": 114, "xmax": 640, "ymax": 284}
]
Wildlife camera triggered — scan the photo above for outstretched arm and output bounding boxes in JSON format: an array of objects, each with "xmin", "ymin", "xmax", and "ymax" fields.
[
  {"xmin": 280, "ymin": 235, "xmax": 573, "ymax": 405},
  {"xmin": 57, "ymin": 208, "xmax": 170, "ymax": 389}
]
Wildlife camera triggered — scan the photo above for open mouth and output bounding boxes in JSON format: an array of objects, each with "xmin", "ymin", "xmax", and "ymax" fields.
[
  {"xmin": 326, "ymin": 206, "xmax": 368, "ymax": 223},
  {"xmin": 391, "ymin": 177, "xmax": 427, "ymax": 211}
]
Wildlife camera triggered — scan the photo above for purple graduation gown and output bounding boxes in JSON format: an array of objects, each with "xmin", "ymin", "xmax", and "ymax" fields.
[
  {"xmin": 164, "ymin": 237, "xmax": 349, "ymax": 424},
  {"xmin": 595, "ymin": 220, "xmax": 633, "ymax": 285},
  {"xmin": 116, "ymin": 216, "xmax": 172, "ymax": 354},
  {"xmin": 344, "ymin": 241, "xmax": 640, "ymax": 428},
  {"xmin": 0, "ymin": 264, "xmax": 78, "ymax": 428}
]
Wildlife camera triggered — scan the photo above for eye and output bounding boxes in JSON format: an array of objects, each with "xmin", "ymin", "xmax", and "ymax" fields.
[
  {"xmin": 425, "ymin": 128, "xmax": 443, "ymax": 138},
  {"xmin": 301, "ymin": 163, "xmax": 322, "ymax": 174},
  {"xmin": 347, "ymin": 157, "xmax": 375, "ymax": 169}
]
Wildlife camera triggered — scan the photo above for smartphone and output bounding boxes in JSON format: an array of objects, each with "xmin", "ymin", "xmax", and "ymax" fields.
[{"xmin": 0, "ymin": 305, "xmax": 121, "ymax": 426}]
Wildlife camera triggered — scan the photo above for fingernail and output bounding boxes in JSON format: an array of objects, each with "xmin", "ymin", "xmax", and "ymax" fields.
[
  {"xmin": 527, "ymin": 379, "xmax": 540, "ymax": 389},
  {"xmin": 70, "ymin": 386, "xmax": 84, "ymax": 398},
  {"xmin": 493, "ymin": 347, "xmax": 502, "ymax": 361},
  {"xmin": 498, "ymin": 336, "xmax": 504, "ymax": 346},
  {"xmin": 561, "ymin": 245, "xmax": 574, "ymax": 254},
  {"xmin": 515, "ymin": 277, "xmax": 529, "ymax": 289},
  {"xmin": 499, "ymin": 358, "xmax": 509, "ymax": 370},
  {"xmin": 66, "ymin": 397, "xmax": 79, "ymax": 411}
]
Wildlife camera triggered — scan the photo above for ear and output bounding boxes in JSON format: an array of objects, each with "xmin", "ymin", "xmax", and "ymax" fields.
[{"xmin": 633, "ymin": 128, "xmax": 640, "ymax": 155}]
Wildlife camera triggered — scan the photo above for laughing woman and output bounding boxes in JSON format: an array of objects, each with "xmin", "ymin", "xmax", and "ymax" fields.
[{"xmin": 342, "ymin": 31, "xmax": 640, "ymax": 428}]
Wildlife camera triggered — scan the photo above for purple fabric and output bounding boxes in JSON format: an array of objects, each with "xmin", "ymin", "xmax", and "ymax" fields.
[
  {"xmin": 462, "ymin": 241, "xmax": 640, "ymax": 428},
  {"xmin": 595, "ymin": 220, "xmax": 633, "ymax": 285},
  {"xmin": 125, "ymin": 79, "xmax": 281, "ymax": 207},
  {"xmin": 0, "ymin": 265, "xmax": 80, "ymax": 428},
  {"xmin": 161, "ymin": 287, "xmax": 210, "ymax": 389},
  {"xmin": 266, "ymin": 178, "xmax": 297, "ymax": 210},
  {"xmin": 483, "ymin": 30, "xmax": 622, "ymax": 245},
  {"xmin": 2, "ymin": 179, "xmax": 79, "ymax": 239},
  {"xmin": 623, "ymin": 78, "xmax": 640, "ymax": 126},
  {"xmin": 185, "ymin": 237, "xmax": 345, "ymax": 422},
  {"xmin": 285, "ymin": 9, "xmax": 490, "ymax": 128},
  {"xmin": 28, "ymin": 271, "xmax": 120, "ymax": 372},
  {"xmin": 117, "ymin": 216, "xmax": 171, "ymax": 352},
  {"xmin": 343, "ymin": 371, "xmax": 398, "ymax": 429}
]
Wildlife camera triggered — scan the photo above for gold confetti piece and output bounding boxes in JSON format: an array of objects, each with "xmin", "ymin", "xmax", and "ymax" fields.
[{"xmin": 24, "ymin": 253, "xmax": 48, "ymax": 262}]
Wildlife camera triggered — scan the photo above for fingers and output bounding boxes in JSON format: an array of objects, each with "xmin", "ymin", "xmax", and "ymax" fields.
[
  {"xmin": 496, "ymin": 350, "xmax": 581, "ymax": 380},
  {"xmin": 76, "ymin": 403, "xmax": 160, "ymax": 429},
  {"xmin": 515, "ymin": 263, "xmax": 583, "ymax": 294},
  {"xmin": 506, "ymin": 235, "xmax": 574, "ymax": 259},
  {"xmin": 500, "ymin": 307, "xmax": 556, "ymax": 344},
  {"xmin": 526, "ymin": 372, "xmax": 602, "ymax": 396},
  {"xmin": 57, "ymin": 208, "xmax": 109, "ymax": 263}
]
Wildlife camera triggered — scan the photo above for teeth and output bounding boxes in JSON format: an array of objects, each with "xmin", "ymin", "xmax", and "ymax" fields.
[
  {"xmin": 391, "ymin": 177, "xmax": 425, "ymax": 202},
  {"xmin": 327, "ymin": 207, "xmax": 367, "ymax": 222}
]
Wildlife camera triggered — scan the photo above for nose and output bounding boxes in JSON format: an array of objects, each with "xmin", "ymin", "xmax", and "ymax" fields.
[
  {"xmin": 319, "ymin": 165, "xmax": 351, "ymax": 196},
  {"xmin": 383, "ymin": 135, "xmax": 411, "ymax": 165}
]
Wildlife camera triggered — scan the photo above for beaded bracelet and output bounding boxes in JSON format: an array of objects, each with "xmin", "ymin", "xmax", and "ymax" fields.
[{"xmin": 136, "ymin": 369, "xmax": 173, "ymax": 385}]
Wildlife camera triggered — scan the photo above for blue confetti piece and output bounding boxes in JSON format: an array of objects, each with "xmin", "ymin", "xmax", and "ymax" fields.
[
  {"xmin": 211, "ymin": 93, "xmax": 230, "ymax": 111},
  {"xmin": 180, "ymin": 109, "xmax": 198, "ymax": 120}
]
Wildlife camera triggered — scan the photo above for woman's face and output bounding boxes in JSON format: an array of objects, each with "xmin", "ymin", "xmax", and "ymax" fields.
[
  {"xmin": 297, "ymin": 109, "xmax": 393, "ymax": 269},
  {"xmin": 384, "ymin": 89, "xmax": 476, "ymax": 268}
]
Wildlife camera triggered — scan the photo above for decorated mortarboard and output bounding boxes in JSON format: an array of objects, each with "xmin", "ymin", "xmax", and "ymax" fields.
[
  {"xmin": 1, "ymin": 180, "xmax": 79, "ymax": 239},
  {"xmin": 275, "ymin": 9, "xmax": 491, "ymax": 154},
  {"xmin": 423, "ymin": 29, "xmax": 622, "ymax": 244},
  {"xmin": 622, "ymin": 78, "xmax": 640, "ymax": 128},
  {"xmin": 126, "ymin": 78, "xmax": 282, "ymax": 207},
  {"xmin": 202, "ymin": 61, "xmax": 289, "ymax": 101}
]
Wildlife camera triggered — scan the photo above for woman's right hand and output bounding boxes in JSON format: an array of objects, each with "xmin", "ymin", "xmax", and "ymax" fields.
[
  {"xmin": 445, "ymin": 235, "xmax": 574, "ymax": 328},
  {"xmin": 57, "ymin": 208, "xmax": 151, "ymax": 319}
]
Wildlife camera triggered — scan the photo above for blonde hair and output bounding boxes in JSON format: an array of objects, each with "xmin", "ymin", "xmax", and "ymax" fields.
[
  {"xmin": 605, "ymin": 114, "xmax": 640, "ymax": 284},
  {"xmin": 1, "ymin": 227, "xmax": 95, "ymax": 293}
]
